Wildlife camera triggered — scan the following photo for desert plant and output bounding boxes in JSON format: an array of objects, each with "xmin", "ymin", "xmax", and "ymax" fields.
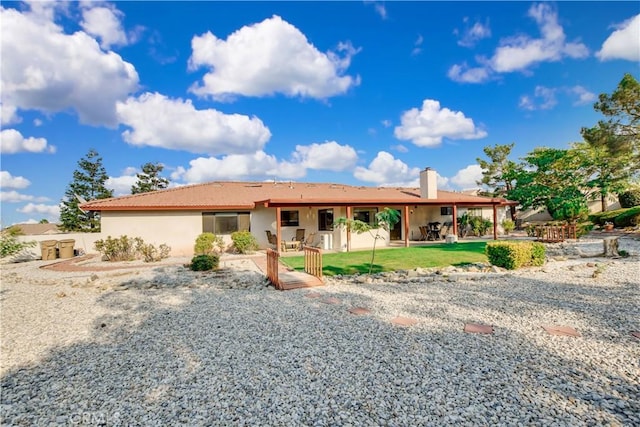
[
  {"xmin": 194, "ymin": 232, "xmax": 225, "ymax": 255},
  {"xmin": 469, "ymin": 216, "xmax": 492, "ymax": 236},
  {"xmin": 457, "ymin": 213, "xmax": 471, "ymax": 237},
  {"xmin": 189, "ymin": 254, "xmax": 219, "ymax": 271},
  {"xmin": 230, "ymin": 230, "xmax": 258, "ymax": 254},
  {"xmin": 0, "ymin": 232, "xmax": 36, "ymax": 258},
  {"xmin": 94, "ymin": 235, "xmax": 170, "ymax": 262},
  {"xmin": 138, "ymin": 242, "xmax": 171, "ymax": 262},
  {"xmin": 501, "ymin": 219, "xmax": 515, "ymax": 235},
  {"xmin": 94, "ymin": 235, "xmax": 141, "ymax": 261}
]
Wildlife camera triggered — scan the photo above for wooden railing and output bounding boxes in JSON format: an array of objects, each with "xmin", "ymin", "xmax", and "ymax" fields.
[
  {"xmin": 266, "ymin": 248, "xmax": 281, "ymax": 290},
  {"xmin": 534, "ymin": 224, "xmax": 577, "ymax": 243},
  {"xmin": 303, "ymin": 246, "xmax": 323, "ymax": 279}
]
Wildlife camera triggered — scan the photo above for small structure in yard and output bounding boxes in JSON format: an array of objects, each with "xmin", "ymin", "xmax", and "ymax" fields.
[{"xmin": 534, "ymin": 224, "xmax": 577, "ymax": 243}]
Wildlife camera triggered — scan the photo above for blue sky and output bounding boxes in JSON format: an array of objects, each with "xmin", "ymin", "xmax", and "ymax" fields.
[{"xmin": 1, "ymin": 1, "xmax": 638, "ymax": 226}]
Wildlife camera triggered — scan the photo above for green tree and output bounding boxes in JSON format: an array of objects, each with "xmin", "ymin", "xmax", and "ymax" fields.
[
  {"xmin": 334, "ymin": 207, "xmax": 400, "ymax": 275},
  {"xmin": 60, "ymin": 149, "xmax": 113, "ymax": 232},
  {"xmin": 586, "ymin": 73, "xmax": 640, "ymax": 169},
  {"xmin": 476, "ymin": 143, "xmax": 518, "ymax": 220},
  {"xmin": 572, "ymin": 135, "xmax": 631, "ymax": 212},
  {"xmin": 131, "ymin": 162, "xmax": 170, "ymax": 194},
  {"xmin": 507, "ymin": 147, "xmax": 588, "ymax": 222}
]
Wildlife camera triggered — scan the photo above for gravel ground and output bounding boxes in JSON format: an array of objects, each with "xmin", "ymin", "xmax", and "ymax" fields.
[{"xmin": 1, "ymin": 238, "xmax": 639, "ymax": 426}]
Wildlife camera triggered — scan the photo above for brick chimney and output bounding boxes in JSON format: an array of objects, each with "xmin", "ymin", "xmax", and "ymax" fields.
[{"xmin": 419, "ymin": 167, "xmax": 437, "ymax": 199}]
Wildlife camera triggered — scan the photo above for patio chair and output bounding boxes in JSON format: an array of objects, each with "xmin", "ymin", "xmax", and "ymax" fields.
[
  {"xmin": 265, "ymin": 230, "xmax": 277, "ymax": 247},
  {"xmin": 428, "ymin": 222, "xmax": 441, "ymax": 240},
  {"xmin": 302, "ymin": 232, "xmax": 320, "ymax": 248},
  {"xmin": 418, "ymin": 226, "xmax": 429, "ymax": 241}
]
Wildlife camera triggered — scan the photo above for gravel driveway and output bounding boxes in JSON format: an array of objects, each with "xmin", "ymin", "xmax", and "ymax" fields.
[{"xmin": 1, "ymin": 243, "xmax": 639, "ymax": 426}]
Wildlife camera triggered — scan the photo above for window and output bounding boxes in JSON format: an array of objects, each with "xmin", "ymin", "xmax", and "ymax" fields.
[
  {"xmin": 318, "ymin": 209, "xmax": 334, "ymax": 231},
  {"xmin": 354, "ymin": 207, "xmax": 378, "ymax": 226},
  {"xmin": 440, "ymin": 207, "xmax": 453, "ymax": 216},
  {"xmin": 202, "ymin": 212, "xmax": 250, "ymax": 234},
  {"xmin": 467, "ymin": 208, "xmax": 483, "ymax": 217},
  {"xmin": 280, "ymin": 210, "xmax": 299, "ymax": 227}
]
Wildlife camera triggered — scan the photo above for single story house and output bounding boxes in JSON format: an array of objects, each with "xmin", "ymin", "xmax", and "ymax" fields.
[{"xmin": 80, "ymin": 168, "xmax": 517, "ymax": 256}]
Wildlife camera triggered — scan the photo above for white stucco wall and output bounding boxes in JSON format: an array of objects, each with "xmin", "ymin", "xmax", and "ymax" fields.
[
  {"xmin": 16, "ymin": 232, "xmax": 105, "ymax": 258},
  {"xmin": 101, "ymin": 211, "xmax": 202, "ymax": 256}
]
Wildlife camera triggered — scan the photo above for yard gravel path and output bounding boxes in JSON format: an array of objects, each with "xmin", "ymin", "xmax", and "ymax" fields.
[{"xmin": 1, "ymin": 238, "xmax": 639, "ymax": 426}]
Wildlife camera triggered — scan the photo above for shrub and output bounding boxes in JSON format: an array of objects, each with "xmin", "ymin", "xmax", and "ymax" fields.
[
  {"xmin": 486, "ymin": 241, "xmax": 546, "ymax": 270},
  {"xmin": 94, "ymin": 235, "xmax": 140, "ymax": 261},
  {"xmin": 0, "ymin": 233, "xmax": 36, "ymax": 258},
  {"xmin": 194, "ymin": 232, "xmax": 225, "ymax": 255},
  {"xmin": 468, "ymin": 216, "xmax": 492, "ymax": 236},
  {"xmin": 618, "ymin": 188, "xmax": 640, "ymax": 208},
  {"xmin": 94, "ymin": 235, "xmax": 170, "ymax": 262},
  {"xmin": 231, "ymin": 230, "xmax": 258, "ymax": 254},
  {"xmin": 501, "ymin": 219, "xmax": 515, "ymax": 235},
  {"xmin": 614, "ymin": 206, "xmax": 640, "ymax": 227},
  {"xmin": 589, "ymin": 207, "xmax": 640, "ymax": 227},
  {"xmin": 138, "ymin": 242, "xmax": 171, "ymax": 262},
  {"xmin": 190, "ymin": 254, "xmax": 219, "ymax": 271}
]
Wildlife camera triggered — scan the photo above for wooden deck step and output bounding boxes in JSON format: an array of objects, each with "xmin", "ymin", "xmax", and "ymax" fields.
[{"xmin": 277, "ymin": 271, "xmax": 324, "ymax": 290}]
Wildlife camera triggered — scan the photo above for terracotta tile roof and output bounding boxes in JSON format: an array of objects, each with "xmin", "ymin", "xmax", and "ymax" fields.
[{"xmin": 80, "ymin": 181, "xmax": 516, "ymax": 211}]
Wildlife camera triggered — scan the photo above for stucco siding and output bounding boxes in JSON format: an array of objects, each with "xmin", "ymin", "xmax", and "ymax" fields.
[{"xmin": 101, "ymin": 211, "xmax": 201, "ymax": 256}]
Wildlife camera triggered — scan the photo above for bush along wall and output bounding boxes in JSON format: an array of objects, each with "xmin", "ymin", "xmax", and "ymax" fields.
[
  {"xmin": 486, "ymin": 241, "xmax": 546, "ymax": 270},
  {"xmin": 589, "ymin": 206, "xmax": 640, "ymax": 227}
]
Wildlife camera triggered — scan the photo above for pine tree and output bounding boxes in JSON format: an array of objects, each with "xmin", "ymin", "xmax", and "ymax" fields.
[
  {"xmin": 476, "ymin": 143, "xmax": 518, "ymax": 220},
  {"xmin": 131, "ymin": 162, "xmax": 169, "ymax": 194},
  {"xmin": 60, "ymin": 149, "xmax": 113, "ymax": 232}
]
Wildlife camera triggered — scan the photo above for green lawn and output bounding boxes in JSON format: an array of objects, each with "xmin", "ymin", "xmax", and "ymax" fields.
[{"xmin": 281, "ymin": 241, "xmax": 488, "ymax": 276}]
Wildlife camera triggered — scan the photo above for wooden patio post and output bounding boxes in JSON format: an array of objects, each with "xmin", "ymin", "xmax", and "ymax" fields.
[
  {"xmin": 492, "ymin": 204, "xmax": 498, "ymax": 240},
  {"xmin": 404, "ymin": 205, "xmax": 410, "ymax": 247},
  {"xmin": 276, "ymin": 207, "xmax": 282, "ymax": 253},
  {"xmin": 346, "ymin": 205, "xmax": 352, "ymax": 252},
  {"xmin": 452, "ymin": 204, "xmax": 458, "ymax": 237}
]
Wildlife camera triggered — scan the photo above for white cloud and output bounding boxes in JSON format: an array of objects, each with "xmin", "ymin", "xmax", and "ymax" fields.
[
  {"xmin": 292, "ymin": 141, "xmax": 358, "ymax": 171},
  {"xmin": 177, "ymin": 152, "xmax": 304, "ymax": 184},
  {"xmin": 596, "ymin": 14, "xmax": 640, "ymax": 61},
  {"xmin": 188, "ymin": 15, "xmax": 360, "ymax": 100},
  {"xmin": 354, "ymin": 151, "xmax": 420, "ymax": 186},
  {"xmin": 0, "ymin": 190, "xmax": 49, "ymax": 203},
  {"xmin": 448, "ymin": 4, "xmax": 588, "ymax": 83},
  {"xmin": 1, "ymin": 5, "xmax": 139, "ymax": 126},
  {"xmin": 105, "ymin": 174, "xmax": 138, "ymax": 196},
  {"xmin": 450, "ymin": 164, "xmax": 483, "ymax": 189},
  {"xmin": 116, "ymin": 92, "xmax": 271, "ymax": 155},
  {"xmin": 80, "ymin": 5, "xmax": 128, "ymax": 49},
  {"xmin": 456, "ymin": 18, "xmax": 491, "ymax": 48},
  {"xmin": 365, "ymin": 1, "xmax": 387, "ymax": 20},
  {"xmin": 394, "ymin": 99, "xmax": 487, "ymax": 147},
  {"xmin": 491, "ymin": 4, "xmax": 588, "ymax": 72},
  {"xmin": 390, "ymin": 144, "xmax": 409, "ymax": 153},
  {"xmin": 17, "ymin": 202, "xmax": 61, "ymax": 220},
  {"xmin": 381, "ymin": 119, "xmax": 392, "ymax": 128},
  {"xmin": 569, "ymin": 86, "xmax": 596, "ymax": 106},
  {"xmin": 412, "ymin": 34, "xmax": 423, "ymax": 56},
  {"xmin": 0, "ymin": 129, "xmax": 55, "ymax": 154},
  {"xmin": 447, "ymin": 62, "xmax": 492, "ymax": 84},
  {"xmin": 518, "ymin": 86, "xmax": 557, "ymax": 111},
  {"xmin": 0, "ymin": 171, "xmax": 31, "ymax": 189}
]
